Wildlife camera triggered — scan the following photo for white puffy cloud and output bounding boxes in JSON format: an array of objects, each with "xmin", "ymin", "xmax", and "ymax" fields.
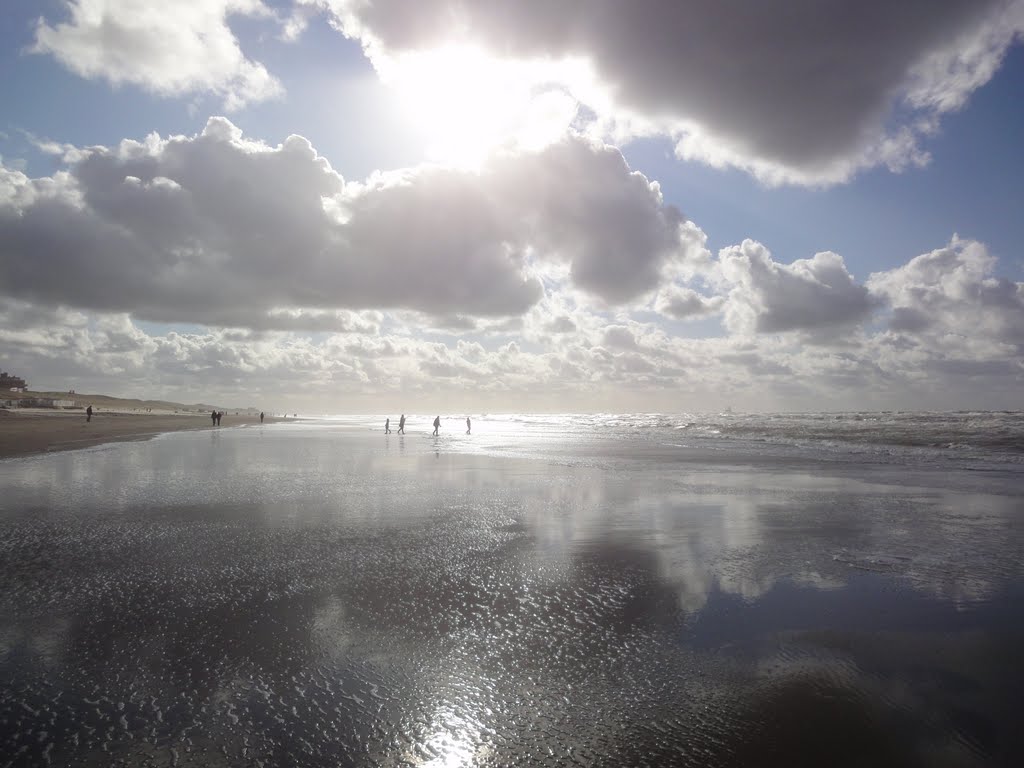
[
  {"xmin": 0, "ymin": 119, "xmax": 697, "ymax": 327},
  {"xmin": 314, "ymin": 0, "xmax": 1023, "ymax": 184},
  {"xmin": 31, "ymin": 0, "xmax": 282, "ymax": 110},
  {"xmin": 718, "ymin": 241, "xmax": 877, "ymax": 336},
  {"xmin": 868, "ymin": 236, "xmax": 1024, "ymax": 348},
  {"xmin": 2, "ymin": 111, "xmax": 1020, "ymax": 409},
  {"xmin": 1, "ymin": 282, "xmax": 1020, "ymax": 412}
]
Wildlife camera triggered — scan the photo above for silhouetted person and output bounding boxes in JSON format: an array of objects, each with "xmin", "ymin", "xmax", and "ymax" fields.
[
  {"xmin": 466, "ymin": 416, "xmax": 471, "ymax": 434},
  {"xmin": 86, "ymin": 405, "xmax": 92, "ymax": 422},
  {"xmin": 260, "ymin": 411, "xmax": 264, "ymax": 423},
  {"xmin": 398, "ymin": 414, "xmax": 405, "ymax": 434},
  {"xmin": 216, "ymin": 411, "xmax": 222, "ymax": 426},
  {"xmin": 211, "ymin": 410, "xmax": 217, "ymax": 426},
  {"xmin": 432, "ymin": 416, "xmax": 440, "ymax": 436},
  {"xmin": 385, "ymin": 417, "xmax": 391, "ymax": 434}
]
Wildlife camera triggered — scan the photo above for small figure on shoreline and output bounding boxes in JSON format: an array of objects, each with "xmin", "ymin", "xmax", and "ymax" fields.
[
  {"xmin": 466, "ymin": 416, "xmax": 471, "ymax": 434},
  {"xmin": 211, "ymin": 410, "xmax": 217, "ymax": 426},
  {"xmin": 385, "ymin": 417, "xmax": 391, "ymax": 434},
  {"xmin": 432, "ymin": 416, "xmax": 440, "ymax": 436},
  {"xmin": 86, "ymin": 405, "xmax": 92, "ymax": 422},
  {"xmin": 260, "ymin": 411, "xmax": 264, "ymax": 423},
  {"xmin": 398, "ymin": 414, "xmax": 405, "ymax": 434}
]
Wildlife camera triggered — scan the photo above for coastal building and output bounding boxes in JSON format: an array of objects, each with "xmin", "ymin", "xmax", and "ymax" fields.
[
  {"xmin": 21, "ymin": 398, "xmax": 75, "ymax": 408},
  {"xmin": 1, "ymin": 371, "xmax": 27, "ymax": 391}
]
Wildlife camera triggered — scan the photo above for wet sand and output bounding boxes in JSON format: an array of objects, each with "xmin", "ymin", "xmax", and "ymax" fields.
[
  {"xmin": 1, "ymin": 424, "xmax": 1022, "ymax": 766},
  {"xmin": 0, "ymin": 409, "xmax": 273, "ymax": 459}
]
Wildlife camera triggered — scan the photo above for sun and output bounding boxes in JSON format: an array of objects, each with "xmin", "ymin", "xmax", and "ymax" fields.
[{"xmin": 379, "ymin": 45, "xmax": 581, "ymax": 169}]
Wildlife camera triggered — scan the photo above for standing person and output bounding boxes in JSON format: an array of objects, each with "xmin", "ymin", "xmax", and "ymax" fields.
[
  {"xmin": 432, "ymin": 416, "xmax": 440, "ymax": 436},
  {"xmin": 211, "ymin": 410, "xmax": 217, "ymax": 426},
  {"xmin": 260, "ymin": 411, "xmax": 265, "ymax": 423},
  {"xmin": 385, "ymin": 417, "xmax": 391, "ymax": 434},
  {"xmin": 398, "ymin": 414, "xmax": 405, "ymax": 434},
  {"xmin": 466, "ymin": 416, "xmax": 471, "ymax": 434},
  {"xmin": 216, "ymin": 411, "xmax": 222, "ymax": 426},
  {"xmin": 86, "ymin": 405, "xmax": 92, "ymax": 422}
]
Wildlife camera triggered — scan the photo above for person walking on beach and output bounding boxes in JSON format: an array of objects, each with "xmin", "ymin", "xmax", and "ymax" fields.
[
  {"xmin": 86, "ymin": 405, "xmax": 92, "ymax": 422},
  {"xmin": 398, "ymin": 414, "xmax": 405, "ymax": 434},
  {"xmin": 260, "ymin": 411, "xmax": 264, "ymax": 423},
  {"xmin": 385, "ymin": 417, "xmax": 391, "ymax": 434},
  {"xmin": 466, "ymin": 416, "xmax": 471, "ymax": 434},
  {"xmin": 432, "ymin": 416, "xmax": 440, "ymax": 436},
  {"xmin": 211, "ymin": 409, "xmax": 217, "ymax": 426}
]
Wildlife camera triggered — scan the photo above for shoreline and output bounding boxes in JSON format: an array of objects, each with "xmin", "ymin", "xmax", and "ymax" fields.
[{"xmin": 0, "ymin": 410, "xmax": 278, "ymax": 460}]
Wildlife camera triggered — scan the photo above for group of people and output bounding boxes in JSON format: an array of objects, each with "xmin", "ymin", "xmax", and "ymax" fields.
[
  {"xmin": 209, "ymin": 411, "xmax": 265, "ymax": 426},
  {"xmin": 385, "ymin": 415, "xmax": 471, "ymax": 435}
]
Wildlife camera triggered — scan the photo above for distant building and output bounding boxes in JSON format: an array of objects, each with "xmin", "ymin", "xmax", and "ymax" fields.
[
  {"xmin": 1, "ymin": 371, "xmax": 27, "ymax": 391},
  {"xmin": 22, "ymin": 398, "xmax": 74, "ymax": 408}
]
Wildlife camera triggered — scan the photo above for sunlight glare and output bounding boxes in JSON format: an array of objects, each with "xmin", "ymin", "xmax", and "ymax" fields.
[{"xmin": 380, "ymin": 46, "xmax": 583, "ymax": 168}]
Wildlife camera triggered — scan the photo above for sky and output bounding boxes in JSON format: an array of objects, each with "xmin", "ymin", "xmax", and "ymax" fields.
[{"xmin": 1, "ymin": 0, "xmax": 1023, "ymax": 413}]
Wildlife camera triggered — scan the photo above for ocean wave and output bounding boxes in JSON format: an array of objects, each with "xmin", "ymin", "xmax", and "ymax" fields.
[{"xmin": 313, "ymin": 411, "xmax": 1024, "ymax": 467}]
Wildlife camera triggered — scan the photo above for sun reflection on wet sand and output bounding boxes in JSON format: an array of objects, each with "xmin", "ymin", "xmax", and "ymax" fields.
[{"xmin": 0, "ymin": 426, "xmax": 1021, "ymax": 765}]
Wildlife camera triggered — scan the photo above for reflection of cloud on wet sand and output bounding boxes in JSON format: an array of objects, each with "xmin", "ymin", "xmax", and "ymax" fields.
[
  {"xmin": 2, "ymin": 436, "xmax": 1022, "ymax": 764},
  {"xmin": 515, "ymin": 466, "xmax": 1022, "ymax": 617},
  {"xmin": 735, "ymin": 626, "xmax": 1020, "ymax": 767}
]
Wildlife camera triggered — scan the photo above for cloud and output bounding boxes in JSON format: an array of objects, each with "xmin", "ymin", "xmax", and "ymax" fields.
[
  {"xmin": 655, "ymin": 286, "xmax": 724, "ymax": 320},
  {"xmin": 0, "ymin": 119, "xmax": 697, "ymax": 327},
  {"xmin": 489, "ymin": 137, "xmax": 691, "ymax": 302},
  {"xmin": 321, "ymin": 0, "xmax": 1022, "ymax": 184},
  {"xmin": 868, "ymin": 236, "xmax": 1024, "ymax": 348},
  {"xmin": 905, "ymin": 1, "xmax": 1024, "ymax": 114},
  {"xmin": 602, "ymin": 325, "xmax": 638, "ymax": 350},
  {"xmin": 29, "ymin": 2, "xmax": 1020, "ymax": 184},
  {"xmin": 31, "ymin": 0, "xmax": 283, "ymax": 110},
  {"xmin": 718, "ymin": 241, "xmax": 876, "ymax": 335},
  {"xmin": 2, "ymin": 282, "xmax": 1020, "ymax": 412},
  {"xmin": 217, "ymin": 308, "xmax": 383, "ymax": 334},
  {"xmin": 545, "ymin": 316, "xmax": 576, "ymax": 334}
]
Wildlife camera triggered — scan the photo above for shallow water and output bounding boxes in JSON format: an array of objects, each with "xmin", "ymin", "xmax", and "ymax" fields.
[{"xmin": 1, "ymin": 423, "xmax": 1023, "ymax": 766}]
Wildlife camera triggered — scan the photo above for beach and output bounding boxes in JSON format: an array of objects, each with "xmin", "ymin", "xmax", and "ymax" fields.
[
  {"xmin": 0, "ymin": 409, "xmax": 273, "ymax": 459},
  {"xmin": 1, "ymin": 415, "xmax": 1022, "ymax": 766}
]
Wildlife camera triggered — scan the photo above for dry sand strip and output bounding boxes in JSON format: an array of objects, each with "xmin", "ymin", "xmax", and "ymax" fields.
[{"xmin": 0, "ymin": 411, "xmax": 275, "ymax": 460}]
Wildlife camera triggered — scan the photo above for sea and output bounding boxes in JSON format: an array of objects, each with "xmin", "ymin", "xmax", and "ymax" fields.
[
  {"xmin": 1, "ymin": 411, "xmax": 1022, "ymax": 766},
  {"xmin": 319, "ymin": 409, "xmax": 1024, "ymax": 470}
]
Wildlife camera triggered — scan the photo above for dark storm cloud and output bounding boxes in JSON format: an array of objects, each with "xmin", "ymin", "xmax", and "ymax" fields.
[
  {"xmin": 330, "ymin": 0, "xmax": 1013, "ymax": 177},
  {"xmin": 491, "ymin": 137, "xmax": 688, "ymax": 301}
]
